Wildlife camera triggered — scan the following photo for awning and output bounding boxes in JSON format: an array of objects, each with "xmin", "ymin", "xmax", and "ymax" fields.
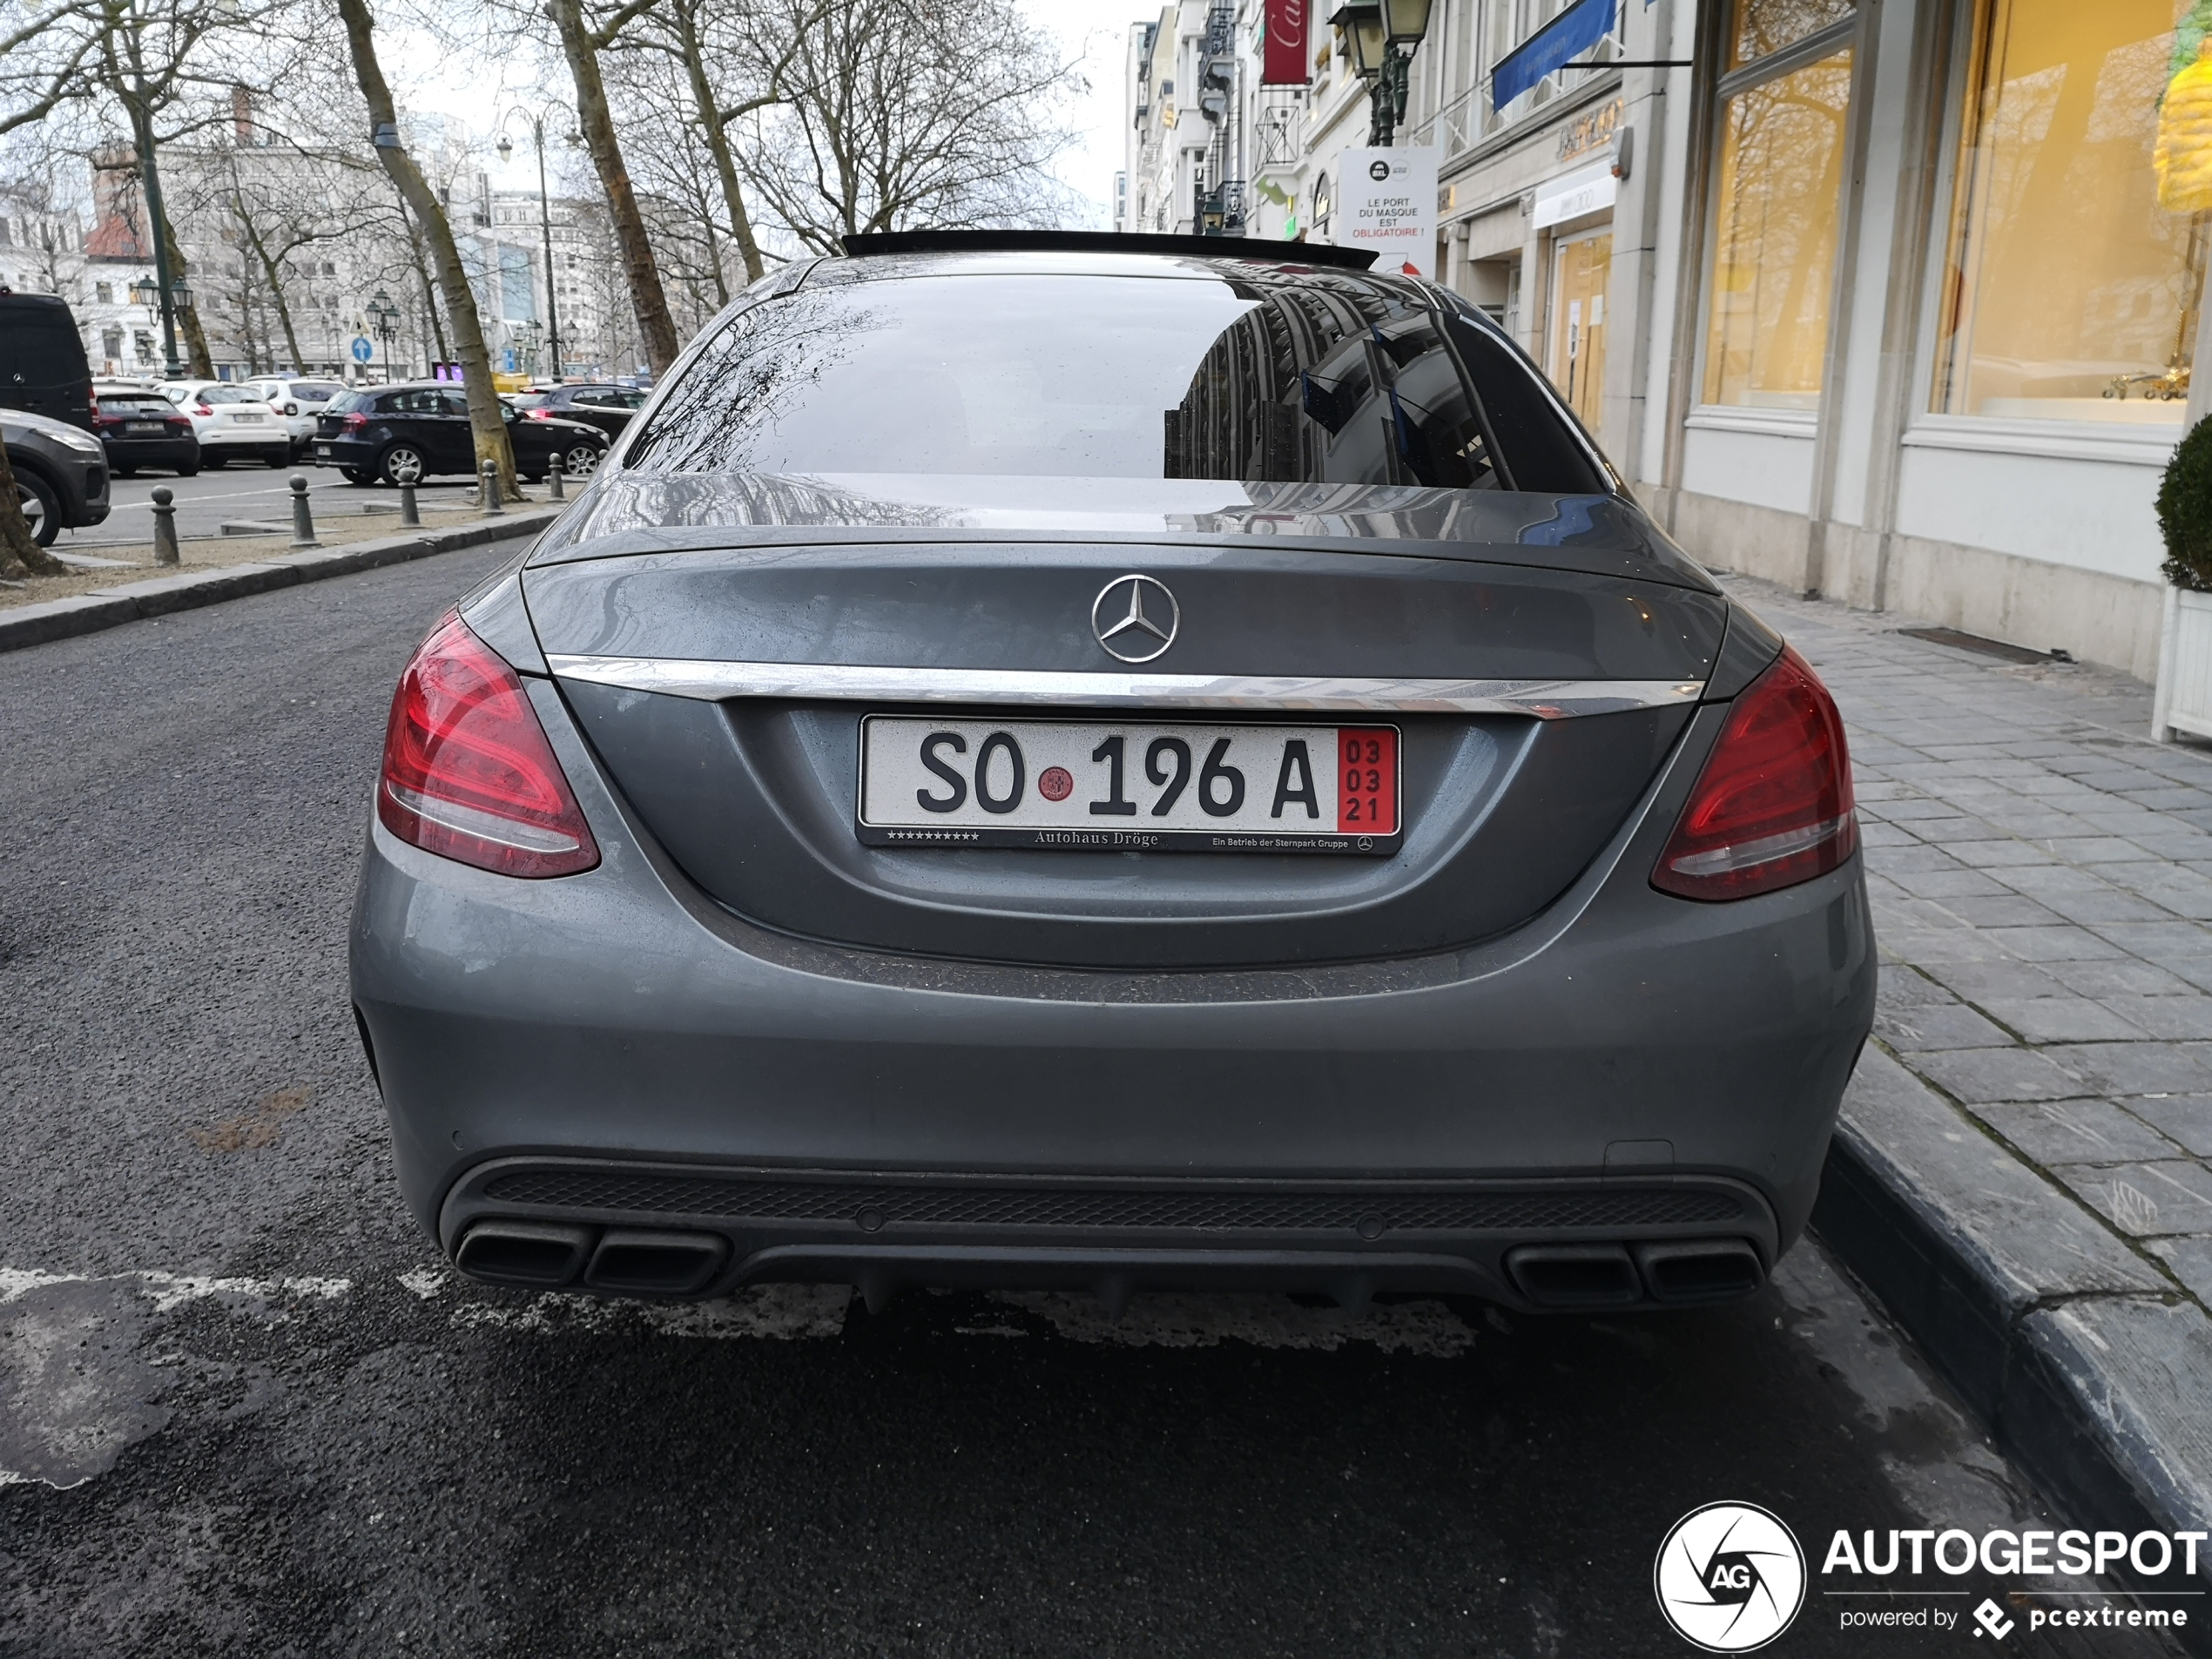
[{"xmin": 1492, "ymin": 0, "xmax": 1617, "ymax": 110}]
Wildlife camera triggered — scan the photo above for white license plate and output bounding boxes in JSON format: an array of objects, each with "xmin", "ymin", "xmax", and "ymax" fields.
[
  {"xmin": 125, "ymin": 421, "xmax": 164, "ymax": 434},
  {"xmin": 231, "ymin": 412, "xmax": 265, "ymax": 423},
  {"xmin": 858, "ymin": 717, "xmax": 1401, "ymax": 854}
]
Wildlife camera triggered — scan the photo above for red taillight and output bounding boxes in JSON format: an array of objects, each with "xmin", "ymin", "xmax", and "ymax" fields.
[
  {"xmin": 377, "ymin": 612, "xmax": 599, "ymax": 879},
  {"xmin": 193, "ymin": 398, "xmax": 213, "ymax": 412},
  {"xmin": 1651, "ymin": 646, "xmax": 1855, "ymax": 901},
  {"xmin": 523, "ymin": 408, "xmax": 553, "ymax": 420},
  {"xmin": 341, "ymin": 412, "xmax": 368, "ymax": 432}
]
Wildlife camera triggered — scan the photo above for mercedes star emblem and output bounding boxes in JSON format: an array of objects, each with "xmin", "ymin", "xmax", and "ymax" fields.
[{"xmin": 1091, "ymin": 574, "xmax": 1180, "ymax": 664}]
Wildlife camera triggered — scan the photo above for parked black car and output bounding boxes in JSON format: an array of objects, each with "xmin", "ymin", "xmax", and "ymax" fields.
[
  {"xmin": 0, "ymin": 290, "xmax": 97, "ymax": 431},
  {"xmin": 91, "ymin": 382, "xmax": 200, "ymax": 476},
  {"xmin": 314, "ymin": 382, "xmax": 609, "ymax": 486},
  {"xmin": 507, "ymin": 382, "xmax": 647, "ymax": 442},
  {"xmin": 4, "ymin": 407, "xmax": 111, "ymax": 546}
]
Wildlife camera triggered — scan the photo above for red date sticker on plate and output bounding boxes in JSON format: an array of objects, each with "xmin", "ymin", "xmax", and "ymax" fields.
[{"xmin": 1336, "ymin": 727, "xmax": 1398, "ymax": 834}]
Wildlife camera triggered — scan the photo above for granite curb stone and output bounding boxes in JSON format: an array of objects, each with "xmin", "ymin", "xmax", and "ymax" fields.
[{"xmin": 0, "ymin": 509, "xmax": 563, "ymax": 654}]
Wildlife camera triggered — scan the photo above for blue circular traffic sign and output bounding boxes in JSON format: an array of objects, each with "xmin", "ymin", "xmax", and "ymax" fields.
[{"xmin": 350, "ymin": 336, "xmax": 374, "ymax": 363}]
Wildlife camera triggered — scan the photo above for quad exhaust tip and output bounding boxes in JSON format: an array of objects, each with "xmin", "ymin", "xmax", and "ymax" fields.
[
  {"xmin": 1505, "ymin": 1239, "xmax": 1764, "ymax": 1310},
  {"xmin": 454, "ymin": 1220, "xmax": 727, "ymax": 1296}
]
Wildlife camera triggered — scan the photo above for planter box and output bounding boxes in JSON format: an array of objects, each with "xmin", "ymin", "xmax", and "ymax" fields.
[{"xmin": 2155, "ymin": 586, "xmax": 2212, "ymax": 741}]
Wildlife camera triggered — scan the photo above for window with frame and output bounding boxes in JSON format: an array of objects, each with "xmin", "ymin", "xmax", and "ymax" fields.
[
  {"xmin": 1932, "ymin": 0, "xmax": 2203, "ymax": 424},
  {"xmin": 1700, "ymin": 0, "xmax": 1858, "ymax": 410}
]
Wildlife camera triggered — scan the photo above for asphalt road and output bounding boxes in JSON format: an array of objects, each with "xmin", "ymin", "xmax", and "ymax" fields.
[
  {"xmin": 0, "ymin": 542, "xmax": 2179, "ymax": 1658},
  {"xmin": 63, "ymin": 467, "xmax": 491, "ymax": 550}
]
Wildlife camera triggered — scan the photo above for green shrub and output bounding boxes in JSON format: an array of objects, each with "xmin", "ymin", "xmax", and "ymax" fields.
[{"xmin": 2160, "ymin": 415, "xmax": 2212, "ymax": 591}]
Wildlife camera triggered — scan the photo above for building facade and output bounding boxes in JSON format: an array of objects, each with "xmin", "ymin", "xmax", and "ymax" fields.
[{"xmin": 1125, "ymin": 0, "xmax": 2207, "ymax": 680}]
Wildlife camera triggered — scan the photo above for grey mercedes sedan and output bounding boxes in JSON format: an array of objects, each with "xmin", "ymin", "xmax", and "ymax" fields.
[{"xmin": 349, "ymin": 230, "xmax": 1873, "ymax": 1314}]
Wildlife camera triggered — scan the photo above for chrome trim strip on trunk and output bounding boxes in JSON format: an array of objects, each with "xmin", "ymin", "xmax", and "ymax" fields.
[{"xmin": 545, "ymin": 655, "xmax": 1706, "ymax": 718}]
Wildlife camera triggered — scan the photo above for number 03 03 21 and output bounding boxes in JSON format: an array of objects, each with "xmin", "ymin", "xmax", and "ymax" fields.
[{"xmin": 856, "ymin": 717, "xmax": 1401, "ymax": 854}]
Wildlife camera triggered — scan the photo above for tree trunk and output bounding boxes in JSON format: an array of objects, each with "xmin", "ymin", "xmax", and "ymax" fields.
[
  {"xmin": 237, "ymin": 207, "xmax": 309, "ymax": 373},
  {"xmin": 675, "ymin": 3, "xmax": 765, "ymax": 285},
  {"xmin": 0, "ymin": 446, "xmax": 67, "ymax": 578},
  {"xmin": 551, "ymin": 0, "xmax": 681, "ymax": 374},
  {"xmin": 159, "ymin": 223, "xmax": 217, "ymax": 379},
  {"xmin": 337, "ymin": 0, "xmax": 520, "ymax": 496}
]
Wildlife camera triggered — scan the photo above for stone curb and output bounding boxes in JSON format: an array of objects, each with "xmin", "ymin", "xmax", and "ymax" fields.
[
  {"xmin": 1812, "ymin": 1049, "xmax": 2212, "ymax": 1647},
  {"xmin": 0, "ymin": 509, "xmax": 563, "ymax": 653}
]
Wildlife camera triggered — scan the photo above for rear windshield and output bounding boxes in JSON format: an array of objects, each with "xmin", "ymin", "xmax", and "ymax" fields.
[
  {"xmin": 622, "ymin": 271, "xmax": 1607, "ymax": 494},
  {"xmin": 507, "ymin": 393, "xmax": 549, "ymax": 408},
  {"xmin": 98, "ymin": 395, "xmax": 173, "ymax": 414},
  {"xmin": 293, "ymin": 381, "xmax": 345, "ymax": 400},
  {"xmin": 327, "ymin": 390, "xmax": 368, "ymax": 414},
  {"xmin": 198, "ymin": 385, "xmax": 254, "ymax": 405}
]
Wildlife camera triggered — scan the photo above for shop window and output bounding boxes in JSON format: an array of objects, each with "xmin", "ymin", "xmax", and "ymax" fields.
[
  {"xmin": 1701, "ymin": 2, "xmax": 1857, "ymax": 411},
  {"xmin": 1730, "ymin": 0, "xmax": 1855, "ymax": 69},
  {"xmin": 1933, "ymin": 0, "xmax": 2202, "ymax": 424}
]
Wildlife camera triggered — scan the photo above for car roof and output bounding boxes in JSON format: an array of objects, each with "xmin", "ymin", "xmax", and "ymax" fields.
[{"xmin": 839, "ymin": 229, "xmax": 1378, "ymax": 271}]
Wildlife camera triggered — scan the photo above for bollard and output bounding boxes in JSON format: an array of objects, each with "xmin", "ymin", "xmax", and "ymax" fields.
[
  {"xmin": 398, "ymin": 478, "xmax": 420, "ymax": 529},
  {"xmin": 548, "ymin": 457, "xmax": 565, "ymax": 502},
  {"xmin": 481, "ymin": 459, "xmax": 503, "ymax": 516},
  {"xmin": 151, "ymin": 486, "xmax": 180, "ymax": 565},
  {"xmin": 287, "ymin": 475, "xmax": 320, "ymax": 549}
]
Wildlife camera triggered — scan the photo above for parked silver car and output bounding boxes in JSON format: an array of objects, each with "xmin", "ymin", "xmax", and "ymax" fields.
[{"xmin": 349, "ymin": 232, "xmax": 1874, "ymax": 1313}]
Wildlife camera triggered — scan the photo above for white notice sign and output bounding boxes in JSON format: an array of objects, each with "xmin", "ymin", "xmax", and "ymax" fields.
[{"xmin": 1334, "ymin": 146, "xmax": 1439, "ymax": 278}]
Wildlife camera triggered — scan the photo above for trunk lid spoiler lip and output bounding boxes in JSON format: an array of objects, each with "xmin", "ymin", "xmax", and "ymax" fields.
[{"xmin": 529, "ymin": 475, "xmax": 1720, "ymax": 594}]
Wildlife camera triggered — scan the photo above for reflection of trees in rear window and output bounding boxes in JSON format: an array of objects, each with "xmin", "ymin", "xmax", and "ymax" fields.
[{"xmin": 623, "ymin": 271, "xmax": 1603, "ymax": 492}]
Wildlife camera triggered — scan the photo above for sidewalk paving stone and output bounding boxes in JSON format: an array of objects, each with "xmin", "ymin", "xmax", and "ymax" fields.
[
  {"xmin": 1727, "ymin": 573, "xmax": 2212, "ymax": 1590},
  {"xmin": 1973, "ymin": 1100, "xmax": 2184, "ymax": 1166}
]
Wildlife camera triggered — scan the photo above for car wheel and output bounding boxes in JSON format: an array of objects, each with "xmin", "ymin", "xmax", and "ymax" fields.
[
  {"xmin": 176, "ymin": 462, "xmax": 200, "ymax": 477},
  {"xmin": 340, "ymin": 467, "xmax": 375, "ymax": 486},
  {"xmin": 113, "ymin": 466, "xmax": 138, "ymax": 479},
  {"xmin": 265, "ymin": 448, "xmax": 288, "ymax": 469},
  {"xmin": 563, "ymin": 445, "xmax": 602, "ymax": 480},
  {"xmin": 203, "ymin": 454, "xmax": 226, "ymax": 469},
  {"xmin": 13, "ymin": 468, "xmax": 61, "ymax": 547},
  {"xmin": 380, "ymin": 445, "xmax": 426, "ymax": 488}
]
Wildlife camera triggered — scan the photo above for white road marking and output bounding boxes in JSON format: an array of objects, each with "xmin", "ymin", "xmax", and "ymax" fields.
[{"xmin": 0, "ymin": 1267, "xmax": 350, "ymax": 1311}]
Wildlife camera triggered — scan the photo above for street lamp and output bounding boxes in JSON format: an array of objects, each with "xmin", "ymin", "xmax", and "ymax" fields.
[
  {"xmin": 1332, "ymin": 0, "xmax": 1432, "ymax": 146},
  {"xmin": 496, "ymin": 101, "xmax": 572, "ymax": 383},
  {"xmin": 368, "ymin": 288, "xmax": 401, "ymax": 380},
  {"xmin": 129, "ymin": 275, "xmax": 158, "ymax": 309}
]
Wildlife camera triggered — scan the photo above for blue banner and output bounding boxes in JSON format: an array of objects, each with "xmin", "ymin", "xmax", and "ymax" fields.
[{"xmin": 1492, "ymin": 0, "xmax": 1617, "ymax": 109}]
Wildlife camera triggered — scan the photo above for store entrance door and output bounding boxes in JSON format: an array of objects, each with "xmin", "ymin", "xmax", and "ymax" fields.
[{"xmin": 1548, "ymin": 231, "xmax": 1612, "ymax": 430}]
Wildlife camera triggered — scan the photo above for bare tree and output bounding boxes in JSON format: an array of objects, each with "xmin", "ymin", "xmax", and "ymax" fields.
[
  {"xmin": 335, "ymin": 0, "xmax": 519, "ymax": 495},
  {"xmin": 547, "ymin": 0, "xmax": 679, "ymax": 374},
  {"xmin": 735, "ymin": 0, "xmax": 1081, "ymax": 253},
  {"xmin": 604, "ymin": 0, "xmax": 831, "ymax": 287}
]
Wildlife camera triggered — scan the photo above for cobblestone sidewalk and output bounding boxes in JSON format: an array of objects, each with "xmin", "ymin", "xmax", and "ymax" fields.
[{"xmin": 1729, "ymin": 576, "xmax": 2212, "ymax": 1308}]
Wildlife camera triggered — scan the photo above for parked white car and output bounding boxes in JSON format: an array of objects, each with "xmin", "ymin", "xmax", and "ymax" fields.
[
  {"xmin": 157, "ymin": 381, "xmax": 290, "ymax": 468},
  {"xmin": 243, "ymin": 375, "xmax": 350, "ymax": 456}
]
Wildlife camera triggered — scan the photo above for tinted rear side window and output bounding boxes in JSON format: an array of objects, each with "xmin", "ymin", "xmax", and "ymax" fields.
[
  {"xmin": 624, "ymin": 270, "xmax": 1605, "ymax": 494},
  {"xmin": 2, "ymin": 312, "xmax": 90, "ymax": 387}
]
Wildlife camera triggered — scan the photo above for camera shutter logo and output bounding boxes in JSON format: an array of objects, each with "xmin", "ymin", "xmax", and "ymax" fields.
[{"xmin": 1653, "ymin": 1502, "xmax": 1805, "ymax": 1652}]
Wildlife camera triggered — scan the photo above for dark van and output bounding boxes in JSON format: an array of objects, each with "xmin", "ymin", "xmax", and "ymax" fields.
[{"xmin": 0, "ymin": 291, "xmax": 96, "ymax": 431}]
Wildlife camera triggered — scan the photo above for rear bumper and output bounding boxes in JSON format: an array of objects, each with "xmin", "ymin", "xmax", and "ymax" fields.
[
  {"xmin": 100, "ymin": 435, "xmax": 197, "ymax": 470},
  {"xmin": 350, "ymin": 682, "xmax": 1876, "ymax": 1312}
]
